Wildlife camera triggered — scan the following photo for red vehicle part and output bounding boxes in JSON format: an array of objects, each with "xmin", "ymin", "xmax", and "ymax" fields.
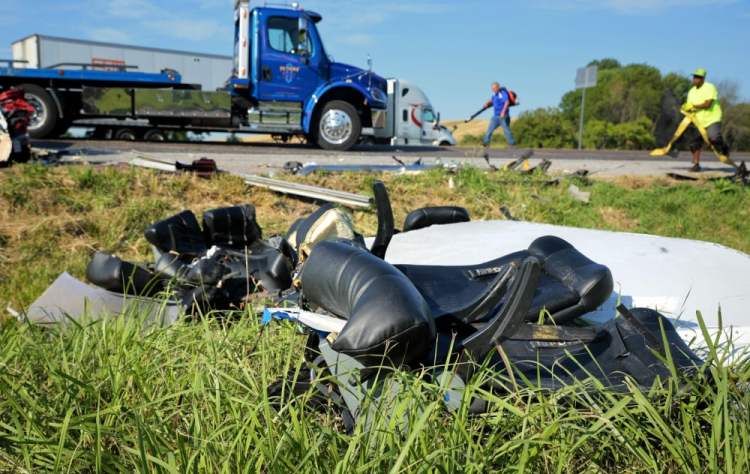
[
  {"xmin": 0, "ymin": 87, "xmax": 34, "ymax": 164},
  {"xmin": 0, "ymin": 88, "xmax": 35, "ymax": 133}
]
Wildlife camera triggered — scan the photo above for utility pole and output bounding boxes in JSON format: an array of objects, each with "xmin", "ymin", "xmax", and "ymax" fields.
[{"xmin": 575, "ymin": 65, "xmax": 598, "ymax": 150}]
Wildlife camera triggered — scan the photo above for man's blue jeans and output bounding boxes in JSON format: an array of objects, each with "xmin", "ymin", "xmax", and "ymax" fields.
[{"xmin": 483, "ymin": 115, "xmax": 515, "ymax": 146}]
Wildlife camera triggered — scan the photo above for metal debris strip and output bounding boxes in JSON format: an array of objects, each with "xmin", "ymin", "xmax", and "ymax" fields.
[
  {"xmin": 239, "ymin": 174, "xmax": 372, "ymax": 208},
  {"xmin": 129, "ymin": 153, "xmax": 372, "ymax": 208},
  {"xmin": 284, "ymin": 156, "xmax": 446, "ymax": 177},
  {"xmin": 296, "ymin": 162, "xmax": 436, "ymax": 176}
]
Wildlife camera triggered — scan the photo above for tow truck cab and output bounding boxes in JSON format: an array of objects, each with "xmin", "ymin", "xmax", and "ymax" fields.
[{"xmin": 231, "ymin": 1, "xmax": 388, "ymax": 149}]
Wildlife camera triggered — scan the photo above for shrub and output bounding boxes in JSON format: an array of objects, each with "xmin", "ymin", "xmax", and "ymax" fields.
[
  {"xmin": 584, "ymin": 117, "xmax": 655, "ymax": 150},
  {"xmin": 511, "ymin": 108, "xmax": 577, "ymax": 149}
]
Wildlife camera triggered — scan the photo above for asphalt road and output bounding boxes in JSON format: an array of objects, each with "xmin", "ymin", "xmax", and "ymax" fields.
[{"xmin": 32, "ymin": 138, "xmax": 749, "ymax": 177}]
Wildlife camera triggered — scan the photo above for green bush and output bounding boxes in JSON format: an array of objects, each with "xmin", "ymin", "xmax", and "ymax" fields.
[
  {"xmin": 725, "ymin": 103, "xmax": 750, "ymax": 151},
  {"xmin": 584, "ymin": 117, "xmax": 655, "ymax": 150},
  {"xmin": 511, "ymin": 108, "xmax": 577, "ymax": 149}
]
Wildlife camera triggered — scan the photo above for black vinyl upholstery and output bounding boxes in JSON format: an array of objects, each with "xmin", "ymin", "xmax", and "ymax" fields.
[
  {"xmin": 86, "ymin": 252, "xmax": 164, "ymax": 296},
  {"xmin": 300, "ymin": 241, "xmax": 435, "ymax": 366},
  {"xmin": 403, "ymin": 206, "xmax": 471, "ymax": 232},
  {"xmin": 144, "ymin": 210, "xmax": 207, "ymax": 258},
  {"xmin": 396, "ymin": 236, "xmax": 613, "ymax": 324},
  {"xmin": 528, "ymin": 236, "xmax": 614, "ymax": 322},
  {"xmin": 202, "ymin": 205, "xmax": 262, "ymax": 248}
]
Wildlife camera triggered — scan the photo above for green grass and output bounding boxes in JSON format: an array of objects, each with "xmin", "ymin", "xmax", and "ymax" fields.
[
  {"xmin": 1, "ymin": 308, "xmax": 749, "ymax": 472},
  {"xmin": 1, "ymin": 164, "xmax": 750, "ymax": 472}
]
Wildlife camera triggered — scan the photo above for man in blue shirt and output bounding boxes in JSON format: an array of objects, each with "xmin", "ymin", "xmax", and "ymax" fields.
[{"xmin": 482, "ymin": 82, "xmax": 516, "ymax": 148}]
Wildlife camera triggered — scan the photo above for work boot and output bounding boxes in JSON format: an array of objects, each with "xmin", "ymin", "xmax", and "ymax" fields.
[{"xmin": 689, "ymin": 163, "xmax": 702, "ymax": 172}]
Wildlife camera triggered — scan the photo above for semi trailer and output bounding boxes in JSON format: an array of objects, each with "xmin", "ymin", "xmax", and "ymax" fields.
[{"xmin": 0, "ymin": 1, "xmax": 454, "ymax": 149}]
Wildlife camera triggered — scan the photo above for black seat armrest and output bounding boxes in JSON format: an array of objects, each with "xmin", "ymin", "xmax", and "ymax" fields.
[
  {"xmin": 461, "ymin": 257, "xmax": 541, "ymax": 362},
  {"xmin": 449, "ymin": 263, "xmax": 517, "ymax": 324},
  {"xmin": 370, "ymin": 181, "xmax": 394, "ymax": 259},
  {"xmin": 403, "ymin": 206, "xmax": 470, "ymax": 232}
]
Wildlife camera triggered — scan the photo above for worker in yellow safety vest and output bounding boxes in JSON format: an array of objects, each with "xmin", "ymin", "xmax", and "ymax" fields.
[{"xmin": 684, "ymin": 69, "xmax": 728, "ymax": 172}]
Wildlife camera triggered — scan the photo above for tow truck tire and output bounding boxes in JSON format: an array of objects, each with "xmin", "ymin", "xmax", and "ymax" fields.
[
  {"xmin": 315, "ymin": 100, "xmax": 361, "ymax": 151},
  {"xmin": 144, "ymin": 129, "xmax": 167, "ymax": 142},
  {"xmin": 21, "ymin": 84, "xmax": 59, "ymax": 139},
  {"xmin": 114, "ymin": 128, "xmax": 137, "ymax": 141}
]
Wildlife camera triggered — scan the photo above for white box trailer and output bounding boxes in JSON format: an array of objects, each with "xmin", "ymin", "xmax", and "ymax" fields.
[{"xmin": 11, "ymin": 34, "xmax": 233, "ymax": 91}]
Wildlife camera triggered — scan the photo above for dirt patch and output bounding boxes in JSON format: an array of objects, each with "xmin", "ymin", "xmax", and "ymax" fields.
[{"xmin": 598, "ymin": 206, "xmax": 638, "ymax": 230}]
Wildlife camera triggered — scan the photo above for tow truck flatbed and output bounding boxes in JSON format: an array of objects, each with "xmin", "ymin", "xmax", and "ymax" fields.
[{"xmin": 0, "ymin": 66, "xmax": 184, "ymax": 86}]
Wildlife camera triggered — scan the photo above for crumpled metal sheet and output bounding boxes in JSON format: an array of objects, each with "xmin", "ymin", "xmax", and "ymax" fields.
[{"xmin": 22, "ymin": 272, "xmax": 182, "ymax": 326}]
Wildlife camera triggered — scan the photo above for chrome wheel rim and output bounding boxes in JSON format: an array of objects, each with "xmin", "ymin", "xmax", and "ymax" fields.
[
  {"xmin": 25, "ymin": 94, "xmax": 47, "ymax": 131},
  {"xmin": 320, "ymin": 109, "xmax": 353, "ymax": 145}
]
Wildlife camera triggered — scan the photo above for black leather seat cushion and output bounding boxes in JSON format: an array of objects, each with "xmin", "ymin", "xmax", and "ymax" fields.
[
  {"xmin": 202, "ymin": 205, "xmax": 262, "ymax": 249},
  {"xmin": 144, "ymin": 210, "xmax": 207, "ymax": 258},
  {"xmin": 396, "ymin": 251, "xmax": 528, "ymax": 320},
  {"xmin": 396, "ymin": 236, "xmax": 612, "ymax": 323},
  {"xmin": 528, "ymin": 236, "xmax": 613, "ymax": 322},
  {"xmin": 300, "ymin": 241, "xmax": 435, "ymax": 366}
]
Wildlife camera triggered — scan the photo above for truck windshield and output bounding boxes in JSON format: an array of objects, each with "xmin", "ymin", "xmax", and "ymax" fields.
[
  {"xmin": 422, "ymin": 108, "xmax": 436, "ymax": 123},
  {"xmin": 267, "ymin": 17, "xmax": 312, "ymax": 56}
]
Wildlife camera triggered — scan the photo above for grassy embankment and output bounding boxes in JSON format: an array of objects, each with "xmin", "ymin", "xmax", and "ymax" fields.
[{"xmin": 1, "ymin": 164, "xmax": 749, "ymax": 472}]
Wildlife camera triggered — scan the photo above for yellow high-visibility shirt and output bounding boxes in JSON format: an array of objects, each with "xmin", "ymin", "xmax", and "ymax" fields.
[{"xmin": 687, "ymin": 82, "xmax": 722, "ymax": 128}]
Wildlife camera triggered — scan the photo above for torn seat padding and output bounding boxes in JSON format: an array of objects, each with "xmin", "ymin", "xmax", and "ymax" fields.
[
  {"xmin": 300, "ymin": 241, "xmax": 436, "ymax": 366},
  {"xmin": 144, "ymin": 210, "xmax": 207, "ymax": 258},
  {"xmin": 403, "ymin": 206, "xmax": 470, "ymax": 232},
  {"xmin": 396, "ymin": 236, "xmax": 613, "ymax": 323}
]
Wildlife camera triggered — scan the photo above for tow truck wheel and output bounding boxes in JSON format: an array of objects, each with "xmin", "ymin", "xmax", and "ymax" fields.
[
  {"xmin": 316, "ymin": 100, "xmax": 361, "ymax": 151},
  {"xmin": 144, "ymin": 129, "xmax": 167, "ymax": 142},
  {"xmin": 114, "ymin": 128, "xmax": 137, "ymax": 141},
  {"xmin": 20, "ymin": 84, "xmax": 59, "ymax": 139}
]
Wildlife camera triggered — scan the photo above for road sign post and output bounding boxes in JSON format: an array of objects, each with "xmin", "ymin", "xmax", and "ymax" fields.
[{"xmin": 575, "ymin": 65, "xmax": 598, "ymax": 150}]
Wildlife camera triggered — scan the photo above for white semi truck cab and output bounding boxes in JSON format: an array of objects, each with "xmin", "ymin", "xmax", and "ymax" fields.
[{"xmin": 377, "ymin": 79, "xmax": 456, "ymax": 146}]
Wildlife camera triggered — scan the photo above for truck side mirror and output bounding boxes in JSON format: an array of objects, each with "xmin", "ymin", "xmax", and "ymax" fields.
[{"xmin": 297, "ymin": 17, "xmax": 310, "ymax": 57}]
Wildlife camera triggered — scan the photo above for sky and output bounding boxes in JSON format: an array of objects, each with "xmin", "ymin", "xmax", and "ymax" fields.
[{"xmin": 1, "ymin": 0, "xmax": 748, "ymax": 119}]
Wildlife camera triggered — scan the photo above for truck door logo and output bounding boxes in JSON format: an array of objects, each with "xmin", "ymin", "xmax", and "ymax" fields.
[
  {"xmin": 280, "ymin": 63, "xmax": 300, "ymax": 84},
  {"xmin": 410, "ymin": 105, "xmax": 423, "ymax": 128}
]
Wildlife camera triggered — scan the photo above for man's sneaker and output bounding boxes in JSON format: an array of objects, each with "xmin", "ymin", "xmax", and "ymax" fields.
[{"xmin": 689, "ymin": 163, "xmax": 702, "ymax": 172}]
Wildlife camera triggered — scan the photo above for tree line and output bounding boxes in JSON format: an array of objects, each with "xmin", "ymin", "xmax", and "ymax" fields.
[{"xmin": 466, "ymin": 58, "xmax": 750, "ymax": 151}]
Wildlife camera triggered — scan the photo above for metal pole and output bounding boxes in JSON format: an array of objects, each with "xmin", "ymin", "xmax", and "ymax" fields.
[{"xmin": 578, "ymin": 86, "xmax": 586, "ymax": 150}]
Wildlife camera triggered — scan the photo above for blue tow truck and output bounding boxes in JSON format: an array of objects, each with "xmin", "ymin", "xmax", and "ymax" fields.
[{"xmin": 0, "ymin": 1, "xmax": 404, "ymax": 150}]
